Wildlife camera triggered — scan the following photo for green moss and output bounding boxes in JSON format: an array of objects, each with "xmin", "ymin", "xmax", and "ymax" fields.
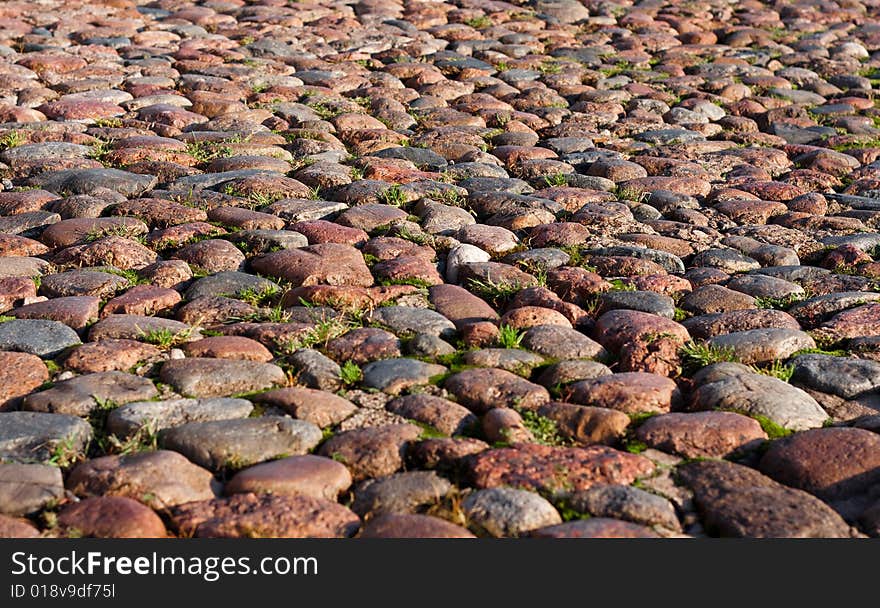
[
  {"xmin": 339, "ymin": 360, "xmax": 362, "ymax": 386},
  {"xmin": 464, "ymin": 16, "xmax": 492, "ymax": 28},
  {"xmin": 750, "ymin": 360, "xmax": 794, "ymax": 382},
  {"xmin": 679, "ymin": 341, "xmax": 739, "ymax": 374},
  {"xmin": 516, "ymin": 408, "xmax": 568, "ymax": 446},
  {"xmin": 496, "ymin": 324, "xmax": 525, "ymax": 349}
]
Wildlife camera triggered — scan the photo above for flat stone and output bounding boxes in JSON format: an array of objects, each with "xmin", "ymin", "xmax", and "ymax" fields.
[
  {"xmin": 159, "ymin": 358, "xmax": 286, "ymax": 398},
  {"xmin": 464, "ymin": 444, "xmax": 654, "ymax": 497},
  {"xmin": 169, "ymin": 492, "xmax": 359, "ymax": 538},
  {"xmin": 361, "ymin": 358, "xmax": 447, "ymax": 395},
  {"xmin": 536, "ymin": 402, "xmax": 630, "ymax": 446},
  {"xmin": 57, "ymin": 496, "xmax": 166, "ymax": 538},
  {"xmin": 385, "ymin": 394, "xmax": 478, "ymax": 436},
  {"xmin": 23, "ymin": 371, "xmax": 158, "ymax": 417},
  {"xmin": 160, "ymin": 417, "xmax": 322, "ymax": 472},
  {"xmin": 225, "ymin": 455, "xmax": 352, "ymax": 501},
  {"xmin": 692, "ymin": 363, "xmax": 828, "ymax": 431},
  {"xmin": 0, "ymin": 411, "xmax": 92, "ymax": 465},
  {"xmin": 568, "ymin": 484, "xmax": 680, "ymax": 531},
  {"xmin": 66, "ymin": 451, "xmax": 216, "ymax": 509},
  {"xmin": 250, "ymin": 243, "xmax": 373, "ymax": 287},
  {"xmin": 521, "ymin": 325, "xmax": 606, "ymax": 359},
  {"xmin": 635, "ymin": 411, "xmax": 767, "ymax": 458},
  {"xmin": 185, "ymin": 271, "xmax": 279, "ymax": 301},
  {"xmin": 317, "ymin": 423, "xmax": 422, "ymax": 482},
  {"xmin": 707, "ymin": 328, "xmax": 816, "ymax": 365},
  {"xmin": 683, "ymin": 309, "xmax": 801, "ymax": 341},
  {"xmin": 252, "ymin": 388, "xmax": 356, "ymax": 428},
  {"xmin": 444, "ymin": 368, "xmax": 550, "ymax": 414},
  {"xmin": 568, "ymin": 372, "xmax": 680, "ymax": 415},
  {"xmin": 0, "ymin": 463, "xmax": 64, "ymax": 516},
  {"xmin": 0, "ymin": 352, "xmax": 48, "ymax": 408},
  {"xmin": 181, "ymin": 336, "xmax": 273, "ymax": 362},
  {"xmin": 463, "ymin": 487, "xmax": 561, "ymax": 537},
  {"xmin": 677, "ymin": 460, "xmax": 855, "ymax": 538},
  {"xmin": 0, "ymin": 319, "xmax": 80, "ymax": 357},
  {"xmin": 352, "ymin": 471, "xmax": 452, "ymax": 517},
  {"xmin": 368, "ymin": 306, "xmax": 456, "ymax": 339},
  {"xmin": 594, "ymin": 310, "xmax": 690, "ymax": 354},
  {"xmin": 30, "ymin": 168, "xmax": 157, "ymax": 197},
  {"xmin": 759, "ymin": 427, "xmax": 880, "ymax": 517},
  {"xmin": 790, "ymin": 354, "xmax": 880, "ymax": 399},
  {"xmin": 40, "ymin": 270, "xmax": 129, "ymax": 299},
  {"xmin": 107, "ymin": 397, "xmax": 254, "ymax": 438}
]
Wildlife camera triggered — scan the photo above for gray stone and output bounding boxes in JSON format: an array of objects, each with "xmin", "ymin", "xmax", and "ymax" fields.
[
  {"xmin": 706, "ymin": 328, "xmax": 815, "ymax": 365},
  {"xmin": 184, "ymin": 271, "xmax": 279, "ymax": 301},
  {"xmin": 463, "ymin": 487, "xmax": 561, "ymax": 537},
  {"xmin": 0, "ymin": 463, "xmax": 64, "ymax": 516},
  {"xmin": 369, "ymin": 306, "xmax": 457, "ymax": 339},
  {"xmin": 521, "ymin": 325, "xmax": 606, "ymax": 359},
  {"xmin": 0, "ymin": 411, "xmax": 92, "ymax": 464},
  {"xmin": 361, "ymin": 358, "xmax": 447, "ymax": 395},
  {"xmin": 288, "ymin": 349, "xmax": 342, "ymax": 391},
  {"xmin": 790, "ymin": 354, "xmax": 880, "ymax": 399},
  {"xmin": 160, "ymin": 417, "xmax": 322, "ymax": 471},
  {"xmin": 692, "ymin": 362, "xmax": 828, "ymax": 431},
  {"xmin": 0, "ymin": 319, "xmax": 80, "ymax": 357},
  {"xmin": 351, "ymin": 471, "xmax": 452, "ymax": 517},
  {"xmin": 30, "ymin": 168, "xmax": 157, "ymax": 197},
  {"xmin": 568, "ymin": 484, "xmax": 681, "ymax": 531},
  {"xmin": 107, "ymin": 398, "xmax": 254, "ymax": 437},
  {"xmin": 23, "ymin": 371, "xmax": 159, "ymax": 416},
  {"xmin": 159, "ymin": 358, "xmax": 286, "ymax": 398},
  {"xmin": 599, "ymin": 290, "xmax": 676, "ymax": 318}
]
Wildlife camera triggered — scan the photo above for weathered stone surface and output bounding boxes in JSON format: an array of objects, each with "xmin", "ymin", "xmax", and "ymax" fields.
[
  {"xmin": 568, "ymin": 372, "xmax": 680, "ymax": 415},
  {"xmin": 759, "ymin": 428, "xmax": 880, "ymax": 516},
  {"xmin": 635, "ymin": 411, "xmax": 767, "ymax": 458},
  {"xmin": 464, "ymin": 444, "xmax": 654, "ymax": 496},
  {"xmin": 225, "ymin": 455, "xmax": 352, "ymax": 501},
  {"xmin": 568, "ymin": 484, "xmax": 681, "ymax": 531},
  {"xmin": 107, "ymin": 398, "xmax": 253, "ymax": 438},
  {"xmin": 159, "ymin": 358, "xmax": 286, "ymax": 398},
  {"xmin": 57, "ymin": 496, "xmax": 167, "ymax": 538},
  {"xmin": 317, "ymin": 424, "xmax": 422, "ymax": 482},
  {"xmin": 23, "ymin": 371, "xmax": 158, "ymax": 416},
  {"xmin": 67, "ymin": 451, "xmax": 216, "ymax": 509},
  {"xmin": 352, "ymin": 471, "xmax": 452, "ymax": 517},
  {"xmin": 0, "ymin": 464, "xmax": 64, "ymax": 517},
  {"xmin": 0, "ymin": 412, "xmax": 92, "ymax": 464},
  {"xmin": 169, "ymin": 493, "xmax": 360, "ymax": 538},
  {"xmin": 160, "ymin": 417, "xmax": 323, "ymax": 472},
  {"xmin": 0, "ymin": 319, "xmax": 80, "ymax": 357},
  {"xmin": 691, "ymin": 363, "xmax": 828, "ymax": 431},
  {"xmin": 463, "ymin": 487, "xmax": 561, "ymax": 537},
  {"xmin": 677, "ymin": 460, "xmax": 855, "ymax": 538},
  {"xmin": 0, "ymin": 352, "xmax": 48, "ymax": 409},
  {"xmin": 444, "ymin": 368, "xmax": 550, "ymax": 414}
]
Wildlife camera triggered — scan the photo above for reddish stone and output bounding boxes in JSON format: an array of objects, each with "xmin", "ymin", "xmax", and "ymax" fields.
[
  {"xmin": 568, "ymin": 372, "xmax": 681, "ymax": 415},
  {"xmin": 0, "ymin": 352, "xmax": 49, "ymax": 409},
  {"xmin": 101, "ymin": 285, "xmax": 182, "ymax": 317},
  {"xmin": 58, "ymin": 497, "xmax": 166, "ymax": 538},
  {"xmin": 63, "ymin": 339, "xmax": 161, "ymax": 374},
  {"xmin": 464, "ymin": 444, "xmax": 654, "ymax": 496},
  {"xmin": 636, "ymin": 411, "xmax": 767, "ymax": 458},
  {"xmin": 181, "ymin": 336, "xmax": 274, "ymax": 362}
]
